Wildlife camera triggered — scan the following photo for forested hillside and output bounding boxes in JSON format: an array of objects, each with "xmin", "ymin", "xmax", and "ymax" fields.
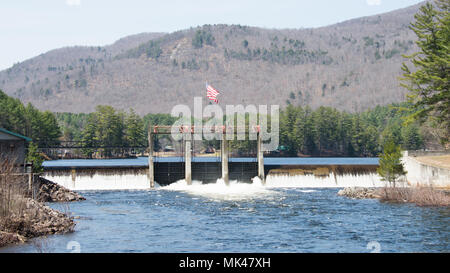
[{"xmin": 0, "ymin": 2, "xmax": 424, "ymax": 114}]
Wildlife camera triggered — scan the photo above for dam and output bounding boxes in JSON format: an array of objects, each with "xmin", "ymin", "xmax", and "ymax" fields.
[
  {"xmin": 42, "ymin": 157, "xmax": 385, "ymax": 190},
  {"xmin": 42, "ymin": 123, "xmax": 386, "ymax": 190}
]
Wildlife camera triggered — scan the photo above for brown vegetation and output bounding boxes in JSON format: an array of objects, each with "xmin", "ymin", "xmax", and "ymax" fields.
[
  {"xmin": 379, "ymin": 187, "xmax": 450, "ymax": 207},
  {"xmin": 0, "ymin": 156, "xmax": 27, "ymax": 232},
  {"xmin": 0, "ymin": 156, "xmax": 76, "ymax": 247},
  {"xmin": 338, "ymin": 185, "xmax": 450, "ymax": 206}
]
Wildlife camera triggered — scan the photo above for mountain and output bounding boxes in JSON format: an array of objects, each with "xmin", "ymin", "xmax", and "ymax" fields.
[{"xmin": 0, "ymin": 2, "xmax": 425, "ymax": 115}]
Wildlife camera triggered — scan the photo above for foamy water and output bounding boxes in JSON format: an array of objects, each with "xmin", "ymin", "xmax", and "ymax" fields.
[
  {"xmin": 3, "ymin": 184, "xmax": 446, "ymax": 253},
  {"xmin": 159, "ymin": 172, "xmax": 395, "ymax": 200},
  {"xmin": 43, "ymin": 173, "xmax": 157, "ymax": 191},
  {"xmin": 161, "ymin": 177, "xmax": 276, "ymax": 201},
  {"xmin": 265, "ymin": 173, "xmax": 390, "ymax": 188},
  {"xmin": 44, "ymin": 170, "xmax": 403, "ymax": 193}
]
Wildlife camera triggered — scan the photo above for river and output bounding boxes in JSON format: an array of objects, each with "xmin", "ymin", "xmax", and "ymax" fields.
[{"xmin": 1, "ymin": 158, "xmax": 448, "ymax": 253}]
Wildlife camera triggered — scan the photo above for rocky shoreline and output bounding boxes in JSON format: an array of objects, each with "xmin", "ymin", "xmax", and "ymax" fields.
[
  {"xmin": 337, "ymin": 187, "xmax": 382, "ymax": 199},
  {"xmin": 35, "ymin": 177, "xmax": 85, "ymax": 202},
  {"xmin": 0, "ymin": 177, "xmax": 85, "ymax": 248}
]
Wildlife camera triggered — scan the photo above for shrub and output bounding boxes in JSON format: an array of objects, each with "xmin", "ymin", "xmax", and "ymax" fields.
[
  {"xmin": 379, "ymin": 187, "xmax": 450, "ymax": 206},
  {"xmin": 0, "ymin": 155, "xmax": 28, "ymax": 232}
]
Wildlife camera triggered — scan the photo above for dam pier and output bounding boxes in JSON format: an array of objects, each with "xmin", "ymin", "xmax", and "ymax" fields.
[{"xmin": 147, "ymin": 124, "xmax": 266, "ymax": 187}]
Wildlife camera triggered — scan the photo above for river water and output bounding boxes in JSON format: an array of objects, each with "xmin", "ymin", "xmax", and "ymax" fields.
[{"xmin": 1, "ymin": 178, "xmax": 449, "ymax": 253}]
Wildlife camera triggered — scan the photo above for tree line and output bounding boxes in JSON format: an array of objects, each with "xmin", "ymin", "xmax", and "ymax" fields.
[
  {"xmin": 279, "ymin": 103, "xmax": 423, "ymax": 157},
  {"xmin": 1, "ymin": 86, "xmax": 426, "ymax": 158},
  {"xmin": 52, "ymin": 101, "xmax": 424, "ymax": 158},
  {"xmin": 55, "ymin": 106, "xmax": 177, "ymax": 157},
  {"xmin": 0, "ymin": 89, "xmax": 61, "ymax": 145}
]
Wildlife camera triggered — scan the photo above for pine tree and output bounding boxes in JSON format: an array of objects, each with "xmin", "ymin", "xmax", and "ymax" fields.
[
  {"xmin": 26, "ymin": 142, "xmax": 43, "ymax": 173},
  {"xmin": 279, "ymin": 104, "xmax": 298, "ymax": 155},
  {"xmin": 125, "ymin": 109, "xmax": 145, "ymax": 147},
  {"xmin": 400, "ymin": 0, "xmax": 450, "ymax": 144},
  {"xmin": 81, "ymin": 114, "xmax": 98, "ymax": 158},
  {"xmin": 402, "ymin": 124, "xmax": 424, "ymax": 150},
  {"xmin": 377, "ymin": 141, "xmax": 407, "ymax": 187}
]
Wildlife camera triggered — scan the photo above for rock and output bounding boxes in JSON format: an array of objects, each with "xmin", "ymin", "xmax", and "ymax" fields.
[
  {"xmin": 0, "ymin": 176, "xmax": 82, "ymax": 248},
  {"xmin": 0, "ymin": 231, "xmax": 26, "ymax": 247},
  {"xmin": 0, "ymin": 195, "xmax": 76, "ymax": 247},
  {"xmin": 35, "ymin": 177, "xmax": 85, "ymax": 203},
  {"xmin": 12, "ymin": 197, "xmax": 75, "ymax": 237},
  {"xmin": 337, "ymin": 187, "xmax": 381, "ymax": 199}
]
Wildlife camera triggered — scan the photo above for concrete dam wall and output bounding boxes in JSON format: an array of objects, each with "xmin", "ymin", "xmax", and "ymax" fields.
[
  {"xmin": 402, "ymin": 151, "xmax": 450, "ymax": 189},
  {"xmin": 43, "ymin": 162, "xmax": 386, "ymax": 190}
]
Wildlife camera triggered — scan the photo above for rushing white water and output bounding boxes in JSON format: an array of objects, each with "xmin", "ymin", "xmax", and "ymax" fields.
[
  {"xmin": 43, "ymin": 173, "xmax": 158, "ymax": 191},
  {"xmin": 161, "ymin": 177, "xmax": 276, "ymax": 201},
  {"xmin": 159, "ymin": 173, "xmax": 393, "ymax": 200},
  {"xmin": 265, "ymin": 173, "xmax": 390, "ymax": 188},
  {"xmin": 44, "ymin": 169, "xmax": 394, "ymax": 193}
]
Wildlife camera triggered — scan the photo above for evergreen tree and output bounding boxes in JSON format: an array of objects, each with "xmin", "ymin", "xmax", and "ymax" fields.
[
  {"xmin": 26, "ymin": 142, "xmax": 43, "ymax": 173},
  {"xmin": 338, "ymin": 112, "xmax": 354, "ymax": 156},
  {"xmin": 81, "ymin": 114, "xmax": 98, "ymax": 157},
  {"xmin": 377, "ymin": 141, "xmax": 407, "ymax": 187},
  {"xmin": 402, "ymin": 124, "xmax": 424, "ymax": 150},
  {"xmin": 380, "ymin": 123, "xmax": 403, "ymax": 148},
  {"xmin": 125, "ymin": 109, "xmax": 145, "ymax": 147},
  {"xmin": 351, "ymin": 115, "xmax": 365, "ymax": 156},
  {"xmin": 400, "ymin": 0, "xmax": 450, "ymax": 144},
  {"xmin": 302, "ymin": 107, "xmax": 317, "ymax": 154},
  {"xmin": 279, "ymin": 104, "xmax": 298, "ymax": 155},
  {"xmin": 0, "ymin": 90, "xmax": 61, "ymax": 144},
  {"xmin": 363, "ymin": 125, "xmax": 379, "ymax": 156},
  {"xmin": 292, "ymin": 107, "xmax": 306, "ymax": 153}
]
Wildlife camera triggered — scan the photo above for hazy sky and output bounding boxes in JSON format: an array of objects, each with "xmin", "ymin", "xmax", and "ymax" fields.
[{"xmin": 0, "ymin": 0, "xmax": 424, "ymax": 70}]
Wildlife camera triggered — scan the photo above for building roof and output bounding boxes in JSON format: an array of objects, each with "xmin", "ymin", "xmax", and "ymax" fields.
[{"xmin": 0, "ymin": 128, "xmax": 32, "ymax": 142}]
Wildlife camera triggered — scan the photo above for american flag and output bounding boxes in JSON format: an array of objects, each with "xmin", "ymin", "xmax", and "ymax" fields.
[{"xmin": 206, "ymin": 83, "xmax": 220, "ymax": 103}]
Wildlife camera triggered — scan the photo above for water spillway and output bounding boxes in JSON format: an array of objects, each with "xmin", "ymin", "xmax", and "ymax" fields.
[
  {"xmin": 265, "ymin": 165, "xmax": 388, "ymax": 188},
  {"xmin": 44, "ymin": 168, "xmax": 152, "ymax": 191},
  {"xmin": 42, "ymin": 157, "xmax": 386, "ymax": 190}
]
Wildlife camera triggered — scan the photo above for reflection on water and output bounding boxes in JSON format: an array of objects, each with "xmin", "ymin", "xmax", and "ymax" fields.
[{"xmin": 1, "ymin": 179, "xmax": 448, "ymax": 253}]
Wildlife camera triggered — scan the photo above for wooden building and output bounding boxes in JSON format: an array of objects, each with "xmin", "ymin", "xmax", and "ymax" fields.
[{"xmin": 0, "ymin": 128, "xmax": 32, "ymax": 168}]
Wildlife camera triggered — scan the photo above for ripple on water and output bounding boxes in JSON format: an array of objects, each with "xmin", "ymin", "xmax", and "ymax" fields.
[{"xmin": 0, "ymin": 185, "xmax": 448, "ymax": 253}]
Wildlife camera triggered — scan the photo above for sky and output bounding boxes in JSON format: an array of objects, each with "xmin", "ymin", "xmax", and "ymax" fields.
[{"xmin": 0, "ymin": 0, "xmax": 425, "ymax": 70}]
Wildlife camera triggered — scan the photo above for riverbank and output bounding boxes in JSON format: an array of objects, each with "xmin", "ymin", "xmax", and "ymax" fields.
[
  {"xmin": 0, "ymin": 175, "xmax": 85, "ymax": 248},
  {"xmin": 0, "ymin": 196, "xmax": 76, "ymax": 247},
  {"xmin": 35, "ymin": 177, "xmax": 85, "ymax": 202},
  {"xmin": 3, "ymin": 187, "xmax": 448, "ymax": 253},
  {"xmin": 338, "ymin": 187, "xmax": 450, "ymax": 206}
]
